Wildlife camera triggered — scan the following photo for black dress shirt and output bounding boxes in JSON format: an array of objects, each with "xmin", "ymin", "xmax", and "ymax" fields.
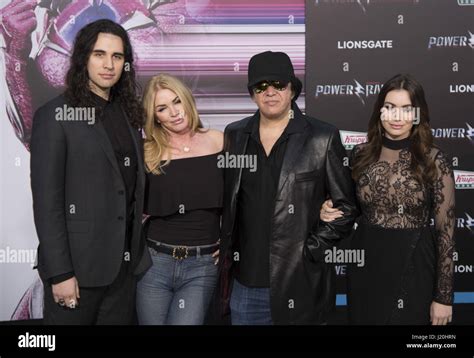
[{"xmin": 236, "ymin": 113, "xmax": 303, "ymax": 287}]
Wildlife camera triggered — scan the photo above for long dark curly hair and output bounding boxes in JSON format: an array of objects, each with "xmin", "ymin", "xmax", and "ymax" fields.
[
  {"xmin": 351, "ymin": 74, "xmax": 438, "ymax": 185},
  {"xmin": 64, "ymin": 19, "xmax": 143, "ymax": 128}
]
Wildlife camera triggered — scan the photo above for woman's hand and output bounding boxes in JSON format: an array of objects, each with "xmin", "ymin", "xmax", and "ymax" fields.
[
  {"xmin": 212, "ymin": 239, "xmax": 220, "ymax": 265},
  {"xmin": 320, "ymin": 199, "xmax": 343, "ymax": 222},
  {"xmin": 430, "ymin": 301, "xmax": 452, "ymax": 325}
]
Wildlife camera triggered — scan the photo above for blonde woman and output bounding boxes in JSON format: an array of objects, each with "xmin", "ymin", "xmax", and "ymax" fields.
[{"xmin": 136, "ymin": 74, "xmax": 223, "ymax": 325}]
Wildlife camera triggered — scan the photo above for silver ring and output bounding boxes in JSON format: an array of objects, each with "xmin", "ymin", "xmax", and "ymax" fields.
[
  {"xmin": 68, "ymin": 299, "xmax": 76, "ymax": 309},
  {"xmin": 58, "ymin": 299, "xmax": 66, "ymax": 306}
]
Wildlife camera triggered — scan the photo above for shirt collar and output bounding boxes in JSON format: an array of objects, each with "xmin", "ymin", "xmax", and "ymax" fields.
[
  {"xmin": 244, "ymin": 102, "xmax": 306, "ymax": 135},
  {"xmin": 90, "ymin": 90, "xmax": 114, "ymax": 107}
]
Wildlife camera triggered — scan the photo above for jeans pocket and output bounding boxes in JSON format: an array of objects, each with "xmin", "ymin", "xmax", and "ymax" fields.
[
  {"xmin": 196, "ymin": 253, "xmax": 216, "ymax": 264},
  {"xmin": 148, "ymin": 246, "xmax": 160, "ymax": 257}
]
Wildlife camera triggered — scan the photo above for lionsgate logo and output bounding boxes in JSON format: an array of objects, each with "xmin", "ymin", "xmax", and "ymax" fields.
[
  {"xmin": 431, "ymin": 123, "xmax": 474, "ymax": 143},
  {"xmin": 339, "ymin": 130, "xmax": 367, "ymax": 150},
  {"xmin": 55, "ymin": 104, "xmax": 96, "ymax": 125},
  {"xmin": 428, "ymin": 31, "xmax": 474, "ymax": 49},
  {"xmin": 337, "ymin": 39, "xmax": 393, "ymax": 50},
  {"xmin": 314, "ymin": 79, "xmax": 382, "ymax": 105},
  {"xmin": 454, "ymin": 170, "xmax": 474, "ymax": 189}
]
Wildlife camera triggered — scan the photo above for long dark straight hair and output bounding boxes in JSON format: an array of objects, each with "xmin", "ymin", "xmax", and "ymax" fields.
[
  {"xmin": 64, "ymin": 19, "xmax": 144, "ymax": 128},
  {"xmin": 351, "ymin": 74, "xmax": 437, "ymax": 185}
]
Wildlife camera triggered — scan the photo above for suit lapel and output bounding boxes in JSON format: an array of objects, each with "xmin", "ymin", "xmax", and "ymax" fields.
[
  {"xmin": 90, "ymin": 120, "xmax": 122, "ymax": 178},
  {"xmin": 121, "ymin": 107, "xmax": 145, "ymax": 188},
  {"xmin": 276, "ymin": 106, "xmax": 310, "ymax": 195},
  {"xmin": 232, "ymin": 128, "xmax": 250, "ymax": 196}
]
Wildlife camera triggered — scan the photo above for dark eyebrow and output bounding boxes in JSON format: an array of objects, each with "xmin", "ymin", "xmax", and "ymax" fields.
[
  {"xmin": 92, "ymin": 49, "xmax": 124, "ymax": 57},
  {"xmin": 384, "ymin": 101, "xmax": 412, "ymax": 107},
  {"xmin": 172, "ymin": 96, "xmax": 179, "ymax": 102}
]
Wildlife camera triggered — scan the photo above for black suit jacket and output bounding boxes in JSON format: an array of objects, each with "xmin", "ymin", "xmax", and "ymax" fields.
[
  {"xmin": 30, "ymin": 94, "xmax": 151, "ymax": 287},
  {"xmin": 219, "ymin": 103, "xmax": 358, "ymax": 324}
]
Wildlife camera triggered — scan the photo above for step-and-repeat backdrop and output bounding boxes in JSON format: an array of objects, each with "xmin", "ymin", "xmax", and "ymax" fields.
[
  {"xmin": 306, "ymin": 0, "xmax": 473, "ymax": 324},
  {"xmin": 0, "ymin": 0, "xmax": 472, "ymax": 323},
  {"xmin": 0, "ymin": 0, "xmax": 304, "ymax": 321}
]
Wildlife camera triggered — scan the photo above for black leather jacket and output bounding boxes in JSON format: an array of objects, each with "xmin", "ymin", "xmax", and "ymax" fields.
[{"xmin": 219, "ymin": 103, "xmax": 358, "ymax": 324}]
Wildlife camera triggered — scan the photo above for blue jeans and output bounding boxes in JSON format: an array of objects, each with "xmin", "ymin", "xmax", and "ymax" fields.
[
  {"xmin": 136, "ymin": 245, "xmax": 218, "ymax": 325},
  {"xmin": 230, "ymin": 279, "xmax": 273, "ymax": 325}
]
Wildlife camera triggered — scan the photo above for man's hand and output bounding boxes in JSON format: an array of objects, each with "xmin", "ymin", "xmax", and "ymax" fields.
[
  {"xmin": 212, "ymin": 248, "xmax": 220, "ymax": 265},
  {"xmin": 212, "ymin": 239, "xmax": 220, "ymax": 265},
  {"xmin": 52, "ymin": 276, "xmax": 80, "ymax": 309}
]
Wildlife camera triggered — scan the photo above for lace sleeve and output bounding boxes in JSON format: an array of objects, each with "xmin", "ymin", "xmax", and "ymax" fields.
[{"xmin": 431, "ymin": 149, "xmax": 455, "ymax": 305}]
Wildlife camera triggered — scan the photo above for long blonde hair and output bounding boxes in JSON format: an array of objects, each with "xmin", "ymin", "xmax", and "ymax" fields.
[{"xmin": 143, "ymin": 74, "xmax": 204, "ymax": 174}]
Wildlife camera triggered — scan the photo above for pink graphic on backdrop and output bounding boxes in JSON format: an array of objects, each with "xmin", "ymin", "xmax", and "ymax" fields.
[{"xmin": 2, "ymin": 0, "xmax": 304, "ymax": 321}]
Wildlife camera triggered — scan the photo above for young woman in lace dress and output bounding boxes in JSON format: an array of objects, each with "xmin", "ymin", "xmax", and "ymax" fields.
[{"xmin": 320, "ymin": 74, "xmax": 455, "ymax": 325}]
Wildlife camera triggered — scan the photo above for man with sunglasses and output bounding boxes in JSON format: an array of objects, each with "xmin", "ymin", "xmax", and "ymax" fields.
[{"xmin": 218, "ymin": 51, "xmax": 358, "ymax": 325}]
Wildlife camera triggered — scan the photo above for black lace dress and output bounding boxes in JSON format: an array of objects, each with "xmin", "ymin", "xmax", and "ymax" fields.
[{"xmin": 347, "ymin": 136, "xmax": 455, "ymax": 325}]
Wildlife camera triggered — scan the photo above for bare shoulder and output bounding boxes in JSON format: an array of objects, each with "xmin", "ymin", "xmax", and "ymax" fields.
[{"xmin": 205, "ymin": 128, "xmax": 224, "ymax": 151}]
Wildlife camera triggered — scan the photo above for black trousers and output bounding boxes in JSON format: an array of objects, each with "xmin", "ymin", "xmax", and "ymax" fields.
[{"xmin": 43, "ymin": 259, "xmax": 136, "ymax": 325}]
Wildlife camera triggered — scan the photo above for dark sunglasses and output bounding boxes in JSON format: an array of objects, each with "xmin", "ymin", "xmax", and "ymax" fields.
[{"xmin": 253, "ymin": 80, "xmax": 289, "ymax": 94}]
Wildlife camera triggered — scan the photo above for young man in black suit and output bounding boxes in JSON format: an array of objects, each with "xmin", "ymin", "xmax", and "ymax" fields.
[{"xmin": 30, "ymin": 19, "xmax": 151, "ymax": 324}]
